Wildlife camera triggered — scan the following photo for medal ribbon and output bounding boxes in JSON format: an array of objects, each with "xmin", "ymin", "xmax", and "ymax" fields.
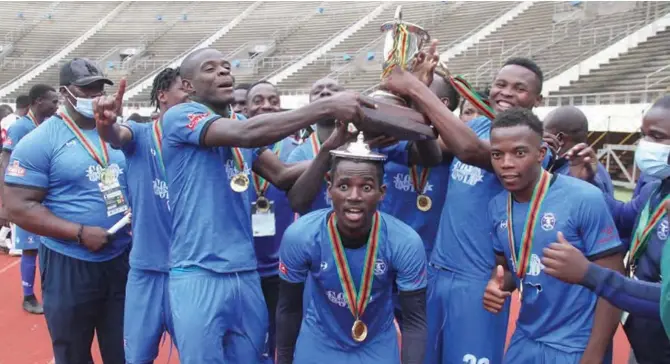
[
  {"xmin": 409, "ymin": 165, "xmax": 430, "ymax": 195},
  {"xmin": 327, "ymin": 211, "xmax": 381, "ymax": 320},
  {"xmin": 507, "ymin": 170, "xmax": 551, "ymax": 279},
  {"xmin": 252, "ymin": 142, "xmax": 282, "ymax": 196},
  {"xmin": 381, "ymin": 23, "xmax": 410, "ymax": 79},
  {"xmin": 629, "ymin": 190, "xmax": 670, "ymax": 266},
  {"xmin": 309, "ymin": 132, "xmax": 321, "ymax": 158},
  {"xmin": 151, "ymin": 119, "xmax": 166, "ymax": 179},
  {"xmin": 26, "ymin": 109, "xmax": 38, "ymax": 127},
  {"xmin": 199, "ymin": 105, "xmax": 246, "ymax": 175},
  {"xmin": 59, "ymin": 109, "xmax": 109, "ymax": 168}
]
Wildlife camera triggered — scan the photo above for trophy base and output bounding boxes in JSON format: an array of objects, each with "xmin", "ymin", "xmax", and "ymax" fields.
[{"xmin": 358, "ymin": 94, "xmax": 435, "ymax": 141}]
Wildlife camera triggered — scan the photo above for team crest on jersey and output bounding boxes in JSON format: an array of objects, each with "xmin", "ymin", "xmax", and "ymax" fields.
[
  {"xmin": 374, "ymin": 259, "xmax": 387, "ymax": 276},
  {"xmin": 6, "ymin": 161, "xmax": 25, "ymax": 177},
  {"xmin": 528, "ymin": 254, "xmax": 545, "ymax": 276},
  {"xmin": 657, "ymin": 218, "xmax": 669, "ymax": 241},
  {"xmin": 499, "ymin": 220, "xmax": 508, "ymax": 230},
  {"xmin": 186, "ymin": 112, "xmax": 209, "ymax": 130},
  {"xmin": 540, "ymin": 213, "xmax": 556, "ymax": 231}
]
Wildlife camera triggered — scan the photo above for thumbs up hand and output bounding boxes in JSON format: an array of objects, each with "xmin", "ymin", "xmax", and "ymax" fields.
[
  {"xmin": 542, "ymin": 232, "xmax": 590, "ymax": 284},
  {"xmin": 483, "ymin": 265, "xmax": 512, "ymax": 314}
]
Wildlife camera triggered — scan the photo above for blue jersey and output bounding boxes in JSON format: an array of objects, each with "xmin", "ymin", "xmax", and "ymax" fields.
[
  {"xmin": 119, "ymin": 120, "xmax": 171, "ymax": 272},
  {"xmin": 3, "ymin": 114, "xmax": 41, "ymax": 249},
  {"xmin": 249, "ymin": 137, "xmax": 298, "ymax": 277},
  {"xmin": 287, "ymin": 135, "xmax": 331, "ymax": 213},
  {"xmin": 279, "ymin": 209, "xmax": 427, "ymax": 348},
  {"xmin": 552, "ymin": 159, "xmax": 614, "ymax": 196},
  {"xmin": 162, "ymin": 102, "xmax": 259, "ymax": 273},
  {"xmin": 380, "ymin": 141, "xmax": 449, "ymax": 256},
  {"xmin": 431, "ymin": 116, "xmax": 552, "ymax": 279},
  {"xmin": 4, "ymin": 114, "xmax": 131, "ymax": 262},
  {"xmin": 2, "ymin": 114, "xmax": 36, "ymax": 153},
  {"xmin": 489, "ymin": 175, "xmax": 622, "ymax": 353}
]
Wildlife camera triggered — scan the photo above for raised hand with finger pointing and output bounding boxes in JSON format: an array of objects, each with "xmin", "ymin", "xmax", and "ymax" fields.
[{"xmin": 93, "ymin": 77, "xmax": 127, "ymax": 127}]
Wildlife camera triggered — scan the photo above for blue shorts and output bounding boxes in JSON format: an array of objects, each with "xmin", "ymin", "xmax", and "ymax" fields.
[
  {"xmin": 169, "ymin": 269, "xmax": 268, "ymax": 364},
  {"xmin": 294, "ymin": 316, "xmax": 399, "ymax": 364},
  {"xmin": 39, "ymin": 244, "xmax": 128, "ymax": 364},
  {"xmin": 424, "ymin": 264, "xmax": 509, "ymax": 364},
  {"xmin": 13, "ymin": 224, "xmax": 39, "ymax": 250},
  {"xmin": 504, "ymin": 331, "xmax": 613, "ymax": 364},
  {"xmin": 124, "ymin": 268, "xmax": 175, "ymax": 363}
]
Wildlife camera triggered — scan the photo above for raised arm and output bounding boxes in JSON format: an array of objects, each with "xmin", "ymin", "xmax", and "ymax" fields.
[
  {"xmin": 93, "ymin": 78, "xmax": 133, "ymax": 149},
  {"xmin": 252, "ymin": 150, "xmax": 310, "ymax": 192},
  {"xmin": 204, "ymin": 92, "xmax": 372, "ymax": 149}
]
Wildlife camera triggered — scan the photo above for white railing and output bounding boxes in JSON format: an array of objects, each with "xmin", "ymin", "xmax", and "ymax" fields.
[
  {"xmin": 645, "ymin": 64, "xmax": 670, "ymax": 91},
  {"xmin": 0, "ymin": 57, "xmax": 44, "ymax": 70},
  {"xmin": 543, "ymin": 89, "xmax": 666, "ymax": 106}
]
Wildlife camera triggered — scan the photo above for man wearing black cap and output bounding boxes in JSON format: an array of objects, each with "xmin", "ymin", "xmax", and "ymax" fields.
[{"xmin": 2, "ymin": 58, "xmax": 130, "ymax": 364}]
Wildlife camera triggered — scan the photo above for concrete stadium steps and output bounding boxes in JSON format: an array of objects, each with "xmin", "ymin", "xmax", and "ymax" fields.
[
  {"xmin": 550, "ymin": 26, "xmax": 670, "ymax": 97},
  {"xmin": 0, "ymin": 1, "xmax": 119, "ymax": 88},
  {"xmin": 235, "ymin": 1, "xmax": 383, "ymax": 85},
  {"xmin": 8, "ymin": 1, "xmax": 248, "ymax": 99},
  {"xmin": 0, "ymin": 1, "xmax": 57, "ymax": 39}
]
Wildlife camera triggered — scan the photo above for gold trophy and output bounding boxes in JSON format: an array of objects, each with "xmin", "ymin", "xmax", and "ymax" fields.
[{"xmin": 357, "ymin": 5, "xmax": 435, "ymax": 141}]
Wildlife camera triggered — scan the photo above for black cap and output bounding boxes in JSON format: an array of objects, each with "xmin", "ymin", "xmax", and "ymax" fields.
[{"xmin": 59, "ymin": 58, "xmax": 114, "ymax": 87}]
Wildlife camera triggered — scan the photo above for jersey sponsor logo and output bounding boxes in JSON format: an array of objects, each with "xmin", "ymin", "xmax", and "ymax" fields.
[
  {"xmin": 153, "ymin": 178, "xmax": 169, "ymax": 200},
  {"xmin": 450, "ymin": 160, "xmax": 484, "ymax": 186},
  {"xmin": 186, "ymin": 112, "xmax": 209, "ymax": 130},
  {"xmin": 597, "ymin": 225, "xmax": 617, "ymax": 245},
  {"xmin": 658, "ymin": 218, "xmax": 669, "ymax": 241},
  {"xmin": 540, "ymin": 212, "xmax": 555, "ymax": 231},
  {"xmin": 391, "ymin": 173, "xmax": 434, "ymax": 193},
  {"xmin": 278, "ymin": 261, "xmax": 288, "ymax": 275},
  {"xmin": 374, "ymin": 259, "xmax": 387, "ymax": 276},
  {"xmin": 86, "ymin": 163, "xmax": 124, "ymax": 183},
  {"xmin": 6, "ymin": 161, "xmax": 25, "ymax": 177},
  {"xmin": 527, "ymin": 254, "xmax": 545, "ymax": 276},
  {"xmin": 326, "ymin": 290, "xmax": 348, "ymax": 307}
]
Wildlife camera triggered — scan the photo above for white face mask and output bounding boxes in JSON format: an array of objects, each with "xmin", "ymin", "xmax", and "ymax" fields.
[
  {"xmin": 65, "ymin": 87, "xmax": 95, "ymax": 119},
  {"xmin": 635, "ymin": 139, "xmax": 670, "ymax": 179}
]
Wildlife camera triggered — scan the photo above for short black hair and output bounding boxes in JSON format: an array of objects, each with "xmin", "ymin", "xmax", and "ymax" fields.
[
  {"xmin": 0, "ymin": 104, "xmax": 13, "ymax": 115},
  {"xmin": 432, "ymin": 75, "xmax": 460, "ymax": 112},
  {"xmin": 651, "ymin": 95, "xmax": 670, "ymax": 110},
  {"xmin": 150, "ymin": 67, "xmax": 180, "ymax": 108},
  {"xmin": 459, "ymin": 88, "xmax": 490, "ymax": 111},
  {"xmin": 16, "ymin": 95, "xmax": 31, "ymax": 109},
  {"xmin": 28, "ymin": 84, "xmax": 56, "ymax": 104},
  {"xmin": 491, "ymin": 107, "xmax": 543, "ymax": 137},
  {"xmin": 329, "ymin": 157, "xmax": 384, "ymax": 187},
  {"xmin": 247, "ymin": 81, "xmax": 277, "ymax": 98},
  {"xmin": 502, "ymin": 57, "xmax": 544, "ymax": 94},
  {"xmin": 234, "ymin": 83, "xmax": 252, "ymax": 91}
]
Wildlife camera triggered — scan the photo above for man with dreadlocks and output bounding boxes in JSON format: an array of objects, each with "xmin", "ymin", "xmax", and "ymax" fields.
[{"xmin": 94, "ymin": 68, "xmax": 187, "ymax": 363}]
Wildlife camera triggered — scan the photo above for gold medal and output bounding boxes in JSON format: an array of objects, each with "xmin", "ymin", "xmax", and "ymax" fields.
[
  {"xmin": 230, "ymin": 173, "xmax": 249, "ymax": 193},
  {"xmin": 351, "ymin": 319, "xmax": 368, "ymax": 342},
  {"xmin": 256, "ymin": 196, "xmax": 270, "ymax": 213},
  {"xmin": 100, "ymin": 168, "xmax": 117, "ymax": 186},
  {"xmin": 416, "ymin": 194, "xmax": 432, "ymax": 211}
]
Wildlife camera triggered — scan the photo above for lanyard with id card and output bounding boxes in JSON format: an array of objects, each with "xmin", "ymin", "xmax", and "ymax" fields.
[
  {"xmin": 60, "ymin": 110, "xmax": 129, "ymax": 217},
  {"xmin": 251, "ymin": 143, "xmax": 281, "ymax": 237}
]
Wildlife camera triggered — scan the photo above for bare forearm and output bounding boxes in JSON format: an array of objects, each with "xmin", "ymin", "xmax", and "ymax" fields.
[
  {"xmin": 273, "ymin": 162, "xmax": 310, "ymax": 191},
  {"xmin": 206, "ymin": 102, "xmax": 331, "ymax": 148},
  {"xmin": 7, "ymin": 201, "xmax": 80, "ymax": 241},
  {"xmin": 97, "ymin": 123, "xmax": 131, "ymax": 149},
  {"xmin": 0, "ymin": 153, "xmax": 9, "ymax": 198},
  {"xmin": 288, "ymin": 147, "xmax": 333, "ymax": 214},
  {"xmin": 407, "ymin": 81, "xmax": 491, "ymax": 170},
  {"xmin": 408, "ymin": 140, "xmax": 442, "ymax": 167},
  {"xmin": 583, "ymin": 255, "xmax": 624, "ymax": 361}
]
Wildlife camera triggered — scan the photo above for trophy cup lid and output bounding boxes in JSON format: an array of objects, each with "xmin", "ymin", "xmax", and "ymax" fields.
[
  {"xmin": 379, "ymin": 5, "xmax": 430, "ymax": 43},
  {"xmin": 330, "ymin": 132, "xmax": 387, "ymax": 162}
]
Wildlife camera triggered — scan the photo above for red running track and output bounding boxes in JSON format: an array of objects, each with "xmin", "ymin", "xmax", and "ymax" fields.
[{"xmin": 0, "ymin": 253, "xmax": 630, "ymax": 363}]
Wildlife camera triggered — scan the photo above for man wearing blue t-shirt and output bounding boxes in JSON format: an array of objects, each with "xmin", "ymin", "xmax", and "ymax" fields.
[
  {"xmin": 482, "ymin": 108, "xmax": 623, "ymax": 363},
  {"xmin": 2, "ymin": 58, "xmax": 131, "ymax": 364},
  {"xmin": 94, "ymin": 67, "xmax": 187, "ymax": 363},
  {"xmin": 276, "ymin": 141, "xmax": 427, "ymax": 364},
  {"xmin": 0, "ymin": 83, "xmax": 58, "ymax": 314},
  {"xmin": 96, "ymin": 47, "xmax": 371, "ymax": 364},
  {"xmin": 384, "ymin": 48, "xmax": 552, "ymax": 363},
  {"xmin": 245, "ymin": 80, "xmax": 298, "ymax": 363}
]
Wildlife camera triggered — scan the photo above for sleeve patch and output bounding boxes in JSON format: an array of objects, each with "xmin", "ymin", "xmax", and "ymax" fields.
[
  {"xmin": 6, "ymin": 160, "xmax": 25, "ymax": 177},
  {"xmin": 186, "ymin": 112, "xmax": 210, "ymax": 131}
]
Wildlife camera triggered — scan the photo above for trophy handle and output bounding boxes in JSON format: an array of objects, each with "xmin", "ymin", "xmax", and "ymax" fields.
[{"xmin": 394, "ymin": 5, "xmax": 402, "ymax": 23}]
